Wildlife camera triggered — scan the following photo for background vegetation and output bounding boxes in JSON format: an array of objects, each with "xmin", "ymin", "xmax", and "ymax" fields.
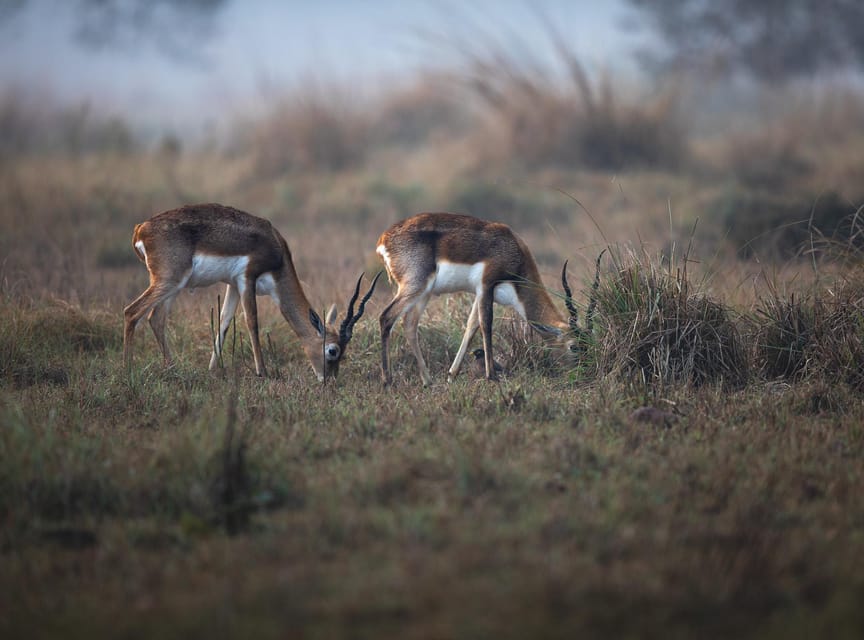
[{"xmin": 2, "ymin": 3, "xmax": 864, "ymax": 637}]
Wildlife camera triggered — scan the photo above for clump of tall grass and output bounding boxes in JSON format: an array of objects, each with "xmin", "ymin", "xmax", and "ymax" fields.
[
  {"xmin": 752, "ymin": 290, "xmax": 814, "ymax": 380},
  {"xmin": 441, "ymin": 18, "xmax": 687, "ymax": 171},
  {"xmin": 0, "ymin": 89, "xmax": 138, "ymax": 160},
  {"xmin": 446, "ymin": 180, "xmax": 573, "ymax": 227},
  {"xmin": 593, "ymin": 248, "xmax": 747, "ymax": 388},
  {"xmin": 366, "ymin": 74, "xmax": 469, "ymax": 147},
  {"xmin": 752, "ymin": 269, "xmax": 864, "ymax": 390},
  {"xmin": 714, "ymin": 189, "xmax": 864, "ymax": 259},
  {"xmin": 242, "ymin": 84, "xmax": 370, "ymax": 176}
]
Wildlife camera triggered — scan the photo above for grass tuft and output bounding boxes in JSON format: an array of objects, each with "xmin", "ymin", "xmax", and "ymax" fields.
[
  {"xmin": 751, "ymin": 267, "xmax": 864, "ymax": 390},
  {"xmin": 594, "ymin": 248, "xmax": 747, "ymax": 389}
]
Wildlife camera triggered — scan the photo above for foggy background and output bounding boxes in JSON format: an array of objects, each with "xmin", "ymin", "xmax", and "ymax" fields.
[
  {"xmin": 2, "ymin": 0, "xmax": 863, "ymax": 267},
  {"xmin": 0, "ymin": 1, "xmax": 630, "ymax": 137}
]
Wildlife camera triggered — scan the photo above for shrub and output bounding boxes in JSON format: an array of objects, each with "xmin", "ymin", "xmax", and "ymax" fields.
[
  {"xmin": 594, "ymin": 250, "xmax": 747, "ymax": 388},
  {"xmin": 0, "ymin": 90, "xmax": 138, "ymax": 159},
  {"xmin": 446, "ymin": 181, "xmax": 572, "ymax": 228},
  {"xmin": 441, "ymin": 22, "xmax": 688, "ymax": 171},
  {"xmin": 367, "ymin": 75, "xmax": 468, "ymax": 147},
  {"xmin": 752, "ymin": 293, "xmax": 814, "ymax": 380},
  {"xmin": 246, "ymin": 87, "xmax": 369, "ymax": 176},
  {"xmin": 715, "ymin": 190, "xmax": 864, "ymax": 259},
  {"xmin": 752, "ymin": 274, "xmax": 864, "ymax": 390}
]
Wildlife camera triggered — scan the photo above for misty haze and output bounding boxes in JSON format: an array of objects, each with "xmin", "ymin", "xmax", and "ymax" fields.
[{"xmin": 2, "ymin": 1, "xmax": 864, "ymax": 638}]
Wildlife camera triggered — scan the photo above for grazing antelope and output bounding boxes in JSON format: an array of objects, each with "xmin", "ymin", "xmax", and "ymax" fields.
[
  {"xmin": 123, "ymin": 203, "xmax": 380, "ymax": 379},
  {"xmin": 376, "ymin": 212, "xmax": 603, "ymax": 385}
]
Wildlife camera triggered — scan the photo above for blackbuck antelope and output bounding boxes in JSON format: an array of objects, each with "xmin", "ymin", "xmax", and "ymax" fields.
[
  {"xmin": 376, "ymin": 212, "xmax": 603, "ymax": 385},
  {"xmin": 123, "ymin": 204, "xmax": 380, "ymax": 379}
]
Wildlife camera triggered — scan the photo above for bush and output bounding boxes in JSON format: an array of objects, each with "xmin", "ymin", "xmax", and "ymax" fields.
[
  {"xmin": 715, "ymin": 190, "xmax": 864, "ymax": 259},
  {"xmin": 0, "ymin": 90, "xmax": 138, "ymax": 160},
  {"xmin": 246, "ymin": 87, "xmax": 369, "ymax": 176},
  {"xmin": 446, "ymin": 181, "xmax": 572, "ymax": 228},
  {"xmin": 594, "ymin": 250, "xmax": 747, "ymax": 388},
  {"xmin": 752, "ymin": 273, "xmax": 864, "ymax": 390},
  {"xmin": 367, "ymin": 76, "xmax": 468, "ymax": 147},
  {"xmin": 752, "ymin": 293, "xmax": 813, "ymax": 380},
  {"xmin": 442, "ymin": 22, "xmax": 688, "ymax": 171}
]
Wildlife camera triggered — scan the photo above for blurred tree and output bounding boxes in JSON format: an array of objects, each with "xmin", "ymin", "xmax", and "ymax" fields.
[
  {"xmin": 627, "ymin": 0, "xmax": 864, "ymax": 83},
  {"xmin": 0, "ymin": 0, "xmax": 227, "ymax": 63}
]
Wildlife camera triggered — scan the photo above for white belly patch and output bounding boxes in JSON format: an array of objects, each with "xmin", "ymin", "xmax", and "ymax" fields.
[
  {"xmin": 186, "ymin": 254, "xmax": 250, "ymax": 288},
  {"xmin": 430, "ymin": 261, "xmax": 527, "ymax": 318},
  {"xmin": 431, "ymin": 261, "xmax": 485, "ymax": 295}
]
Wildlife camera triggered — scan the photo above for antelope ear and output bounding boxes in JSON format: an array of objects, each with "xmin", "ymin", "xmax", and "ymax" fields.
[
  {"xmin": 530, "ymin": 322, "xmax": 563, "ymax": 337},
  {"xmin": 309, "ymin": 309, "xmax": 325, "ymax": 337},
  {"xmin": 325, "ymin": 303, "xmax": 338, "ymax": 325}
]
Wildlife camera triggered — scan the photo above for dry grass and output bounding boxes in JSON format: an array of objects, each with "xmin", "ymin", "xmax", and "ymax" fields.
[
  {"xmin": 450, "ymin": 39, "xmax": 687, "ymax": 172},
  {"xmin": 752, "ymin": 270, "xmax": 864, "ymax": 391},
  {"xmin": 592, "ymin": 246, "xmax": 748, "ymax": 390},
  {"xmin": 2, "ymin": 65, "xmax": 864, "ymax": 638}
]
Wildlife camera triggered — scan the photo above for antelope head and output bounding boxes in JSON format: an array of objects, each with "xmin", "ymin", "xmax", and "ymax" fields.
[{"xmin": 312, "ymin": 271, "xmax": 383, "ymax": 379}]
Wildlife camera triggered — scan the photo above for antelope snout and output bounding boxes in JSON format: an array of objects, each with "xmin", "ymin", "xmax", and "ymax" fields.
[{"xmin": 325, "ymin": 343, "xmax": 341, "ymax": 361}]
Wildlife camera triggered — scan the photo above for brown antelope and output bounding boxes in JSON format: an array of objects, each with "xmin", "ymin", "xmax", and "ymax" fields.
[
  {"xmin": 376, "ymin": 212, "xmax": 602, "ymax": 385},
  {"xmin": 123, "ymin": 203, "xmax": 380, "ymax": 379}
]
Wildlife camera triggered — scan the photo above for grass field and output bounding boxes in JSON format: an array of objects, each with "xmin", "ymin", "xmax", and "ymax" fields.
[{"xmin": 2, "ymin": 70, "xmax": 864, "ymax": 637}]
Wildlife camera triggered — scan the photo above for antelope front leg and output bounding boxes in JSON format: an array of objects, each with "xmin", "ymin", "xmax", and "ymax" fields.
[
  {"xmin": 379, "ymin": 286, "xmax": 426, "ymax": 386},
  {"xmin": 147, "ymin": 295, "xmax": 176, "ymax": 367},
  {"xmin": 209, "ymin": 284, "xmax": 240, "ymax": 371},
  {"xmin": 123, "ymin": 280, "xmax": 181, "ymax": 370},
  {"xmin": 448, "ymin": 297, "xmax": 479, "ymax": 380},
  {"xmin": 240, "ymin": 283, "xmax": 267, "ymax": 377},
  {"xmin": 478, "ymin": 289, "xmax": 499, "ymax": 381},
  {"xmin": 404, "ymin": 299, "xmax": 432, "ymax": 386}
]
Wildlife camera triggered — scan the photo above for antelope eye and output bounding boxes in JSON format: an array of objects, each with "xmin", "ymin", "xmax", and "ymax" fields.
[{"xmin": 326, "ymin": 344, "xmax": 341, "ymax": 359}]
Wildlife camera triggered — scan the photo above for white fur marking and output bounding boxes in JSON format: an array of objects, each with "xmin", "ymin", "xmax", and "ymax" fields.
[
  {"xmin": 493, "ymin": 282, "xmax": 527, "ymax": 319},
  {"xmin": 432, "ymin": 261, "xmax": 485, "ymax": 295},
  {"xmin": 377, "ymin": 244, "xmax": 393, "ymax": 281},
  {"xmin": 135, "ymin": 240, "xmax": 147, "ymax": 263},
  {"xmin": 255, "ymin": 272, "xmax": 279, "ymax": 303},
  {"xmin": 432, "ymin": 261, "xmax": 526, "ymax": 317},
  {"xmin": 186, "ymin": 254, "xmax": 250, "ymax": 289}
]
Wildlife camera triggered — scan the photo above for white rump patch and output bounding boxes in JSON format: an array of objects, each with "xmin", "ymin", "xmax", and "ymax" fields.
[
  {"xmin": 135, "ymin": 240, "xmax": 148, "ymax": 264},
  {"xmin": 377, "ymin": 244, "xmax": 393, "ymax": 280}
]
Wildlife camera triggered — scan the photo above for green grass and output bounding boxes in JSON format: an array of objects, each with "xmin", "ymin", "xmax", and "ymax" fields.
[
  {"xmin": 1, "ymin": 126, "xmax": 863, "ymax": 637},
  {"xmin": 1, "ymin": 285, "xmax": 863, "ymax": 638}
]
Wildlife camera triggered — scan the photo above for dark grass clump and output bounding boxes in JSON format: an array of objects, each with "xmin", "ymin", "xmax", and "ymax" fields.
[
  {"xmin": 594, "ymin": 250, "xmax": 747, "ymax": 389},
  {"xmin": 752, "ymin": 292, "xmax": 814, "ymax": 380},
  {"xmin": 753, "ymin": 272, "xmax": 864, "ymax": 390},
  {"xmin": 433, "ymin": 10, "xmax": 687, "ymax": 172},
  {"xmin": 811, "ymin": 278, "xmax": 864, "ymax": 391},
  {"xmin": 715, "ymin": 189, "xmax": 864, "ymax": 259},
  {"xmin": 0, "ymin": 297, "xmax": 116, "ymax": 387}
]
